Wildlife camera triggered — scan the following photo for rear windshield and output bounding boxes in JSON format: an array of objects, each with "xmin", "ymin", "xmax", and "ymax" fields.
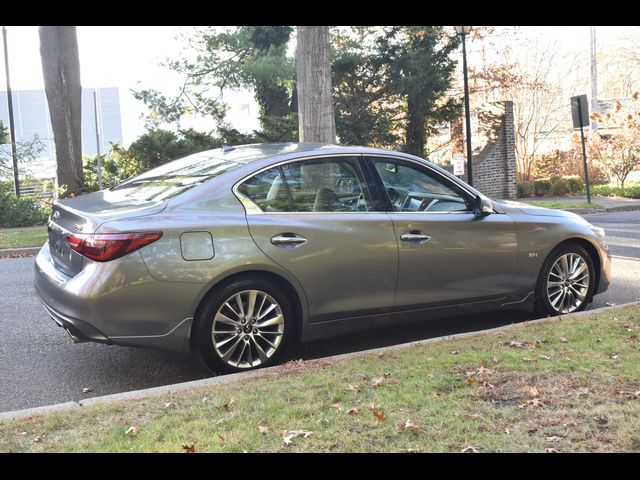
[{"xmin": 109, "ymin": 152, "xmax": 241, "ymax": 201}]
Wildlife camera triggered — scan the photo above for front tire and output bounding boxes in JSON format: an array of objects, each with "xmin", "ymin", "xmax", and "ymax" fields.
[
  {"xmin": 535, "ymin": 242, "xmax": 595, "ymax": 316},
  {"xmin": 193, "ymin": 278, "xmax": 293, "ymax": 373}
]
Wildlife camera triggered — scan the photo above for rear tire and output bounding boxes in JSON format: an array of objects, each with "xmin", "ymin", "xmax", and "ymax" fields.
[
  {"xmin": 535, "ymin": 242, "xmax": 595, "ymax": 316},
  {"xmin": 193, "ymin": 277, "xmax": 294, "ymax": 374}
]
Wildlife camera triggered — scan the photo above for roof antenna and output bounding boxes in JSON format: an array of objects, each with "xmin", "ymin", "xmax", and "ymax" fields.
[{"xmin": 221, "ymin": 144, "xmax": 235, "ymax": 153}]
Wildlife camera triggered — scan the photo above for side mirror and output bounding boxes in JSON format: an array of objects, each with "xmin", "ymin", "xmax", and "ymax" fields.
[{"xmin": 473, "ymin": 195, "xmax": 493, "ymax": 217}]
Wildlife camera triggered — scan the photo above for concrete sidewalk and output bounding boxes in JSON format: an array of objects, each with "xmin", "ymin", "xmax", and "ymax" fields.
[{"xmin": 516, "ymin": 196, "xmax": 640, "ymax": 214}]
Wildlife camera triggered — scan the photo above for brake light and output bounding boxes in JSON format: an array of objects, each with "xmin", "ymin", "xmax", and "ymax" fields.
[{"xmin": 67, "ymin": 232, "xmax": 162, "ymax": 262}]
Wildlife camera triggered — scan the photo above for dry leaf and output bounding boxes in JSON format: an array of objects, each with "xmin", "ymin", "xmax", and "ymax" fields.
[
  {"xmin": 163, "ymin": 401, "xmax": 177, "ymax": 409},
  {"xmin": 218, "ymin": 434, "xmax": 226, "ymax": 444},
  {"xmin": 576, "ymin": 388, "xmax": 590, "ymax": 397},
  {"xmin": 332, "ymin": 403, "xmax": 344, "ymax": 412},
  {"xmin": 32, "ymin": 436, "xmax": 42, "ymax": 443},
  {"xmin": 258, "ymin": 426, "xmax": 269, "ymax": 434},
  {"xmin": 545, "ymin": 448, "xmax": 560, "ymax": 453},
  {"xmin": 347, "ymin": 408, "xmax": 360, "ymax": 416},
  {"xmin": 218, "ymin": 398, "xmax": 235, "ymax": 411},
  {"xmin": 610, "ymin": 354, "xmax": 619, "ymax": 360},
  {"xmin": 82, "ymin": 388, "xmax": 92, "ymax": 393},
  {"xmin": 504, "ymin": 428, "xmax": 511, "ymax": 434},
  {"xmin": 125, "ymin": 426, "xmax": 139, "ymax": 436},
  {"xmin": 526, "ymin": 386, "xmax": 540, "ymax": 397},
  {"xmin": 476, "ymin": 366, "xmax": 493, "ymax": 377},
  {"xmin": 559, "ymin": 337, "xmax": 569, "ymax": 343},
  {"xmin": 372, "ymin": 408, "xmax": 387, "ymax": 422},
  {"xmin": 546, "ymin": 436, "xmax": 562, "ymax": 442},
  {"xmin": 346, "ymin": 384, "xmax": 361, "ymax": 393},
  {"xmin": 451, "ymin": 350, "xmax": 460, "ymax": 355},
  {"xmin": 182, "ymin": 443, "xmax": 195, "ymax": 453},
  {"xmin": 468, "ymin": 413, "xmax": 483, "ymax": 420},
  {"xmin": 460, "ymin": 445, "xmax": 480, "ymax": 453},
  {"xmin": 402, "ymin": 419, "xmax": 420, "ymax": 430},
  {"xmin": 406, "ymin": 448, "xmax": 418, "ymax": 453},
  {"xmin": 492, "ymin": 355, "xmax": 499, "ymax": 364},
  {"xmin": 538, "ymin": 355, "xmax": 551, "ymax": 360},
  {"xmin": 281, "ymin": 430, "xmax": 313, "ymax": 445},
  {"xmin": 528, "ymin": 398, "xmax": 545, "ymax": 408},
  {"xmin": 371, "ymin": 377, "xmax": 385, "ymax": 388}
]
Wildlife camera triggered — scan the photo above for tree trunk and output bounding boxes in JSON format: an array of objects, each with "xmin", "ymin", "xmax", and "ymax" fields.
[
  {"xmin": 295, "ymin": 26, "xmax": 336, "ymax": 144},
  {"xmin": 39, "ymin": 26, "xmax": 84, "ymax": 197},
  {"xmin": 405, "ymin": 94, "xmax": 427, "ymax": 157}
]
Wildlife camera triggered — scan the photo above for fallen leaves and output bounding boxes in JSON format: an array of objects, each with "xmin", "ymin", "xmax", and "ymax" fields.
[
  {"xmin": 400, "ymin": 419, "xmax": 421, "ymax": 431},
  {"xmin": 182, "ymin": 442, "xmax": 195, "ymax": 453},
  {"xmin": 460, "ymin": 445, "xmax": 480, "ymax": 453},
  {"xmin": 545, "ymin": 447, "xmax": 560, "ymax": 453},
  {"xmin": 371, "ymin": 377, "xmax": 385, "ymax": 388},
  {"xmin": 82, "ymin": 388, "xmax": 92, "ymax": 394},
  {"xmin": 371, "ymin": 407, "xmax": 387, "ymax": 422},
  {"xmin": 258, "ymin": 426, "xmax": 269, "ymax": 435},
  {"xmin": 347, "ymin": 407, "xmax": 360, "ymax": 416},
  {"xmin": 526, "ymin": 386, "xmax": 540, "ymax": 397},
  {"xmin": 125, "ymin": 426, "xmax": 139, "ymax": 437},
  {"xmin": 501, "ymin": 339, "xmax": 536, "ymax": 349},
  {"xmin": 281, "ymin": 430, "xmax": 313, "ymax": 446}
]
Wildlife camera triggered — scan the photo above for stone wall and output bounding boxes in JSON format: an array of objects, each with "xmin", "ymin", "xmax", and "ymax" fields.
[{"xmin": 458, "ymin": 101, "xmax": 517, "ymax": 200}]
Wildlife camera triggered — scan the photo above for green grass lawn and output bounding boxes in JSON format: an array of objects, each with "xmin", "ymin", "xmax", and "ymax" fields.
[
  {"xmin": 0, "ymin": 226, "xmax": 47, "ymax": 249},
  {"xmin": 1, "ymin": 304, "xmax": 639, "ymax": 453},
  {"xmin": 523, "ymin": 201, "xmax": 603, "ymax": 210}
]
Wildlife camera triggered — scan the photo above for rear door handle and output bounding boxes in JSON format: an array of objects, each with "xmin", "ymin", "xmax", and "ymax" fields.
[
  {"xmin": 400, "ymin": 231, "xmax": 431, "ymax": 243},
  {"xmin": 271, "ymin": 233, "xmax": 307, "ymax": 248}
]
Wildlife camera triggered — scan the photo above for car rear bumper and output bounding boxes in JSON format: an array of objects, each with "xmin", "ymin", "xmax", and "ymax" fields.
[{"xmin": 34, "ymin": 243, "xmax": 197, "ymax": 354}]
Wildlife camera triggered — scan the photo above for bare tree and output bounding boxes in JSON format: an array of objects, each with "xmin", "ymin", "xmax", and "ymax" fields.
[
  {"xmin": 296, "ymin": 26, "xmax": 336, "ymax": 143},
  {"xmin": 469, "ymin": 31, "xmax": 581, "ymax": 181},
  {"xmin": 39, "ymin": 26, "xmax": 84, "ymax": 196}
]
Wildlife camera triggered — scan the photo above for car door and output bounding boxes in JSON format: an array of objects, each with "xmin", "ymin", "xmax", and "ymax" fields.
[
  {"xmin": 236, "ymin": 155, "xmax": 398, "ymax": 323},
  {"xmin": 366, "ymin": 156, "xmax": 517, "ymax": 309}
]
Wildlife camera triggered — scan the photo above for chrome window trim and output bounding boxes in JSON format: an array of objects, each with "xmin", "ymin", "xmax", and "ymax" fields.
[{"xmin": 232, "ymin": 152, "xmax": 481, "ymax": 216}]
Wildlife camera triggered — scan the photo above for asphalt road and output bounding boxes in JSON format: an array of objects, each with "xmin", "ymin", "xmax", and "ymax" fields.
[{"xmin": 1, "ymin": 210, "xmax": 638, "ymax": 413}]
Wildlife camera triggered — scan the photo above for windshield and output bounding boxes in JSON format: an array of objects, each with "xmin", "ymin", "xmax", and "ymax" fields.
[{"xmin": 109, "ymin": 152, "xmax": 241, "ymax": 202}]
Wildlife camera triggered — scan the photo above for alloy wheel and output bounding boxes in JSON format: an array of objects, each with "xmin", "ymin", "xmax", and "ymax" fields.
[
  {"xmin": 546, "ymin": 253, "xmax": 590, "ymax": 314},
  {"xmin": 211, "ymin": 289, "xmax": 285, "ymax": 369}
]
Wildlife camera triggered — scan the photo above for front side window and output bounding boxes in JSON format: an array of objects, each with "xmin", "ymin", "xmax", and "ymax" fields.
[
  {"xmin": 371, "ymin": 158, "xmax": 471, "ymax": 213},
  {"xmin": 237, "ymin": 156, "xmax": 373, "ymax": 213}
]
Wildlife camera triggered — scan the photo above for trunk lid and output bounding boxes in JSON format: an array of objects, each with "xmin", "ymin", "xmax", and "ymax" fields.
[{"xmin": 47, "ymin": 190, "xmax": 166, "ymax": 276}]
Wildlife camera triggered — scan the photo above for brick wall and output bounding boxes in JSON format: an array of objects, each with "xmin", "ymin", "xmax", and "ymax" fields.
[{"xmin": 458, "ymin": 101, "xmax": 517, "ymax": 200}]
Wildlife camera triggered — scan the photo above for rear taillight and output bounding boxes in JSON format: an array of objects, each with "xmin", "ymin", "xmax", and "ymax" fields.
[{"xmin": 67, "ymin": 232, "xmax": 162, "ymax": 262}]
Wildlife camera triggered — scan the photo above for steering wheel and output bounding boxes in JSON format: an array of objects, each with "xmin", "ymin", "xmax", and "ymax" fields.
[{"xmin": 356, "ymin": 192, "xmax": 368, "ymax": 211}]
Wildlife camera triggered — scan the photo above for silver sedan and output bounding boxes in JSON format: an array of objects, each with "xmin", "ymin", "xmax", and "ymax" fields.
[{"xmin": 34, "ymin": 143, "xmax": 611, "ymax": 373}]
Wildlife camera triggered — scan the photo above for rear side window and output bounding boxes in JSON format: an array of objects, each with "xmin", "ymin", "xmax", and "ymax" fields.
[
  {"xmin": 237, "ymin": 167, "xmax": 293, "ymax": 212},
  {"xmin": 237, "ymin": 156, "xmax": 373, "ymax": 213},
  {"xmin": 109, "ymin": 153, "xmax": 240, "ymax": 202}
]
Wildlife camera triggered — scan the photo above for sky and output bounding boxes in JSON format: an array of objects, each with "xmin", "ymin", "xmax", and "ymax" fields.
[{"xmin": 2, "ymin": 26, "xmax": 639, "ymax": 147}]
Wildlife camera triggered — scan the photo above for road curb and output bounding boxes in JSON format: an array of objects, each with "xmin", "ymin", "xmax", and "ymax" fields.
[
  {"xmin": 0, "ymin": 247, "xmax": 40, "ymax": 258},
  {"xmin": 1, "ymin": 301, "xmax": 638, "ymax": 423}
]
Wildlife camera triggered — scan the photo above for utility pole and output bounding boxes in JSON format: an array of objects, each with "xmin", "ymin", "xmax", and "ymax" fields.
[
  {"xmin": 2, "ymin": 26, "xmax": 20, "ymax": 197},
  {"xmin": 93, "ymin": 89, "xmax": 103, "ymax": 190},
  {"xmin": 590, "ymin": 26, "xmax": 599, "ymax": 132}
]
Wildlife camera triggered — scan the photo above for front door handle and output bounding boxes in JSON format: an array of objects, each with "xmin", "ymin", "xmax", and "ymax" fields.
[
  {"xmin": 400, "ymin": 231, "xmax": 431, "ymax": 244},
  {"xmin": 271, "ymin": 233, "xmax": 307, "ymax": 248}
]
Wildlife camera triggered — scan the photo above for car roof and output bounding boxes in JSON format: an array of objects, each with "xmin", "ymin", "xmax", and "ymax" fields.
[{"xmin": 197, "ymin": 143, "xmax": 409, "ymax": 164}]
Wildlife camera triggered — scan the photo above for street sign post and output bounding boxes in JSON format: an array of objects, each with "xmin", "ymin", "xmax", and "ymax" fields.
[{"xmin": 570, "ymin": 94, "xmax": 592, "ymax": 203}]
